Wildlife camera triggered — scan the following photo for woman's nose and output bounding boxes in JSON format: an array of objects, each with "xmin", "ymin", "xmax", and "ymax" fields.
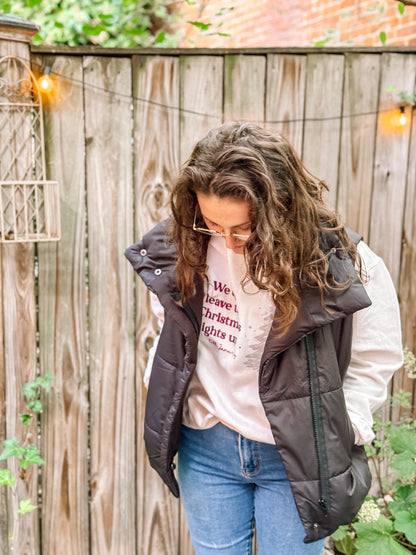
[{"xmin": 224, "ymin": 235, "xmax": 236, "ymax": 249}]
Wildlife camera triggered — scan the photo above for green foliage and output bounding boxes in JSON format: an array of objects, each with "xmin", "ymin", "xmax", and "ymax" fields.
[
  {"xmin": 0, "ymin": 438, "xmax": 26, "ymax": 460},
  {"xmin": 379, "ymin": 30, "xmax": 387, "ymax": 45},
  {"xmin": 188, "ymin": 20, "xmax": 211, "ymax": 31},
  {"xmin": 0, "ymin": 0, "xmax": 182, "ymax": 47},
  {"xmin": 314, "ymin": 29, "xmax": 338, "ymax": 48},
  {"xmin": 0, "ymin": 374, "xmax": 53, "ymax": 518},
  {"xmin": 332, "ymin": 361, "xmax": 416, "ymax": 555},
  {"xmin": 21, "ymin": 373, "xmax": 53, "ymax": 400},
  {"xmin": 387, "ymin": 86, "xmax": 416, "ymax": 107},
  {"xmin": 0, "ymin": 469, "xmax": 16, "ymax": 487},
  {"xmin": 354, "ymin": 515, "xmax": 411, "ymax": 554},
  {"xmin": 398, "ymin": 2, "xmax": 406, "ymax": 16},
  {"xmin": 393, "ymin": 506, "xmax": 416, "ymax": 545},
  {"xmin": 0, "ymin": 0, "xmax": 234, "ymax": 47},
  {"xmin": 18, "ymin": 499, "xmax": 38, "ymax": 515}
]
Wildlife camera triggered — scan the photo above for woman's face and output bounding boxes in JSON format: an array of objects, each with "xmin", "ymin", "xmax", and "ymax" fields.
[{"xmin": 196, "ymin": 192, "xmax": 251, "ymax": 254}]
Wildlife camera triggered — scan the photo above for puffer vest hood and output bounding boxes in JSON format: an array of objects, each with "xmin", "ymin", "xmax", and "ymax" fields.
[{"xmin": 125, "ymin": 219, "xmax": 372, "ymax": 543}]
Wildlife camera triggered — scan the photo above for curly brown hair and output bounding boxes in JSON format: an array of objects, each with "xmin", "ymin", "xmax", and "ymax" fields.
[{"xmin": 171, "ymin": 122, "xmax": 359, "ymax": 334}]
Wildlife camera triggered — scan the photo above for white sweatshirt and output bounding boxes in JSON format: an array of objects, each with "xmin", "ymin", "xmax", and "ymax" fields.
[{"xmin": 145, "ymin": 238, "xmax": 403, "ymax": 446}]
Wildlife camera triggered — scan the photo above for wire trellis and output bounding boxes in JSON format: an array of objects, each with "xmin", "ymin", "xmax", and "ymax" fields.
[{"xmin": 0, "ymin": 55, "xmax": 60, "ymax": 242}]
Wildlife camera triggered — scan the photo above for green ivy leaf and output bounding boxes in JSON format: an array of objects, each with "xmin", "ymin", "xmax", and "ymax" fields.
[
  {"xmin": 188, "ymin": 20, "xmax": 211, "ymax": 31},
  {"xmin": 20, "ymin": 380, "xmax": 38, "ymax": 400},
  {"xmin": 0, "ymin": 438, "xmax": 25, "ymax": 460},
  {"xmin": 19, "ymin": 414, "xmax": 33, "ymax": 426},
  {"xmin": 314, "ymin": 37, "xmax": 331, "ymax": 47},
  {"xmin": 19, "ymin": 445, "xmax": 44, "ymax": 469},
  {"xmin": 0, "ymin": 469, "xmax": 16, "ymax": 487},
  {"xmin": 353, "ymin": 515, "xmax": 410, "ymax": 554},
  {"xmin": 27, "ymin": 400, "xmax": 43, "ymax": 414},
  {"xmin": 36, "ymin": 374, "xmax": 54, "ymax": 391},
  {"xmin": 379, "ymin": 31, "xmax": 387, "ymax": 45},
  {"xmin": 398, "ymin": 2, "xmax": 405, "ymax": 15},
  {"xmin": 82, "ymin": 23, "xmax": 105, "ymax": 36},
  {"xmin": 18, "ymin": 499, "xmax": 37, "ymax": 514},
  {"xmin": 394, "ymin": 506, "xmax": 416, "ymax": 544},
  {"xmin": 27, "ymin": 0, "xmax": 42, "ymax": 6},
  {"xmin": 154, "ymin": 30, "xmax": 165, "ymax": 43}
]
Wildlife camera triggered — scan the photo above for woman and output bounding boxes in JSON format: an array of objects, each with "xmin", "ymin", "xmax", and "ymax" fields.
[{"xmin": 125, "ymin": 123, "xmax": 403, "ymax": 554}]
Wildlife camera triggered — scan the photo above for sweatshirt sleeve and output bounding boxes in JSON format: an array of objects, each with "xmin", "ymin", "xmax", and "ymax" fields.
[
  {"xmin": 143, "ymin": 293, "xmax": 165, "ymax": 388},
  {"xmin": 343, "ymin": 241, "xmax": 404, "ymax": 445}
]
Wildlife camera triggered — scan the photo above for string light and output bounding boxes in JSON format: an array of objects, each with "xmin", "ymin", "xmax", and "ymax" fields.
[
  {"xmin": 21, "ymin": 59, "xmax": 412, "ymax": 128},
  {"xmin": 37, "ymin": 66, "xmax": 54, "ymax": 94},
  {"xmin": 399, "ymin": 106, "xmax": 407, "ymax": 127}
]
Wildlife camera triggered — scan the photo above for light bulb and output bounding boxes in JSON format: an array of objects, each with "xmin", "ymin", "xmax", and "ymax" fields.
[
  {"xmin": 399, "ymin": 106, "xmax": 407, "ymax": 126},
  {"xmin": 37, "ymin": 67, "xmax": 54, "ymax": 94}
]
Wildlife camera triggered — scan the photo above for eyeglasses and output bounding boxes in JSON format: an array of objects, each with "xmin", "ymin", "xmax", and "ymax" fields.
[{"xmin": 192, "ymin": 207, "xmax": 251, "ymax": 240}]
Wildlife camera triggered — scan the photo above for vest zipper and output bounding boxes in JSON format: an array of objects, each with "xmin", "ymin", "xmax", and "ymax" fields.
[{"xmin": 305, "ymin": 333, "xmax": 331, "ymax": 515}]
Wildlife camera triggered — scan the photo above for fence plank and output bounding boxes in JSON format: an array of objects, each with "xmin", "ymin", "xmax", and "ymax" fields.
[
  {"xmin": 34, "ymin": 54, "xmax": 89, "ymax": 555},
  {"xmin": 397, "ymin": 97, "xmax": 416, "ymax": 418},
  {"xmin": 302, "ymin": 54, "xmax": 345, "ymax": 207},
  {"xmin": 180, "ymin": 55, "xmax": 223, "ymax": 163},
  {"xmin": 132, "ymin": 54, "xmax": 181, "ymax": 555},
  {"xmin": 0, "ymin": 37, "xmax": 38, "ymax": 555},
  {"xmin": 369, "ymin": 53, "xmax": 416, "ymax": 287},
  {"xmin": 265, "ymin": 54, "xmax": 306, "ymax": 154},
  {"xmin": 337, "ymin": 54, "xmax": 381, "ymax": 239},
  {"xmin": 178, "ymin": 53, "xmax": 224, "ymax": 555},
  {"xmin": 0, "ymin": 246, "xmax": 6, "ymax": 555},
  {"xmin": 84, "ymin": 56, "xmax": 136, "ymax": 555},
  {"xmin": 224, "ymin": 55, "xmax": 266, "ymax": 122}
]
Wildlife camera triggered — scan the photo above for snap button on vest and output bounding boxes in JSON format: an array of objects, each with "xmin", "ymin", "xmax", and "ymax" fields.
[
  {"xmin": 154, "ymin": 268, "xmax": 162, "ymax": 276},
  {"xmin": 140, "ymin": 248, "xmax": 147, "ymax": 256}
]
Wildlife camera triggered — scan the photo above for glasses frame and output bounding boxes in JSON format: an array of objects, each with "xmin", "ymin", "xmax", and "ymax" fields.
[{"xmin": 192, "ymin": 207, "xmax": 251, "ymax": 240}]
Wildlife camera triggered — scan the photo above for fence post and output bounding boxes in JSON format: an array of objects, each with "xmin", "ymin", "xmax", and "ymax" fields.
[{"xmin": 0, "ymin": 14, "xmax": 41, "ymax": 555}]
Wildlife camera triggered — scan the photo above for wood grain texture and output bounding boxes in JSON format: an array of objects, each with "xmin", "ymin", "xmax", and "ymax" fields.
[
  {"xmin": 224, "ymin": 55, "xmax": 266, "ymax": 122},
  {"xmin": 337, "ymin": 54, "xmax": 381, "ymax": 239},
  {"xmin": 132, "ymin": 55, "xmax": 181, "ymax": 555},
  {"xmin": 178, "ymin": 54, "xmax": 225, "ymax": 555},
  {"xmin": 0, "ymin": 37, "xmax": 39, "ymax": 555},
  {"xmin": 369, "ymin": 53, "xmax": 416, "ymax": 288},
  {"xmin": 0, "ymin": 245, "xmax": 7, "ymax": 555},
  {"xmin": 84, "ymin": 56, "xmax": 136, "ymax": 555},
  {"xmin": 179, "ymin": 55, "xmax": 223, "ymax": 163},
  {"xmin": 265, "ymin": 54, "xmax": 307, "ymax": 154},
  {"xmin": 0, "ymin": 47, "xmax": 414, "ymax": 553},
  {"xmin": 396, "ymin": 94, "xmax": 416, "ymax": 420},
  {"xmin": 302, "ymin": 54, "xmax": 345, "ymax": 208},
  {"xmin": 34, "ymin": 54, "xmax": 89, "ymax": 555}
]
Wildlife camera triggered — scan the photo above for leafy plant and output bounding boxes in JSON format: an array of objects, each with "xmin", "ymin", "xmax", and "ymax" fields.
[
  {"xmin": 331, "ymin": 350, "xmax": 416, "ymax": 554},
  {"xmin": 0, "ymin": 0, "xmax": 233, "ymax": 47},
  {"xmin": 0, "ymin": 0, "xmax": 183, "ymax": 47},
  {"xmin": 387, "ymin": 86, "xmax": 416, "ymax": 106},
  {"xmin": 0, "ymin": 373, "xmax": 53, "ymax": 517}
]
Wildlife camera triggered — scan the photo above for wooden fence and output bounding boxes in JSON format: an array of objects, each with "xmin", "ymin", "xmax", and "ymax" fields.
[{"xmin": 0, "ymin": 27, "xmax": 415, "ymax": 554}]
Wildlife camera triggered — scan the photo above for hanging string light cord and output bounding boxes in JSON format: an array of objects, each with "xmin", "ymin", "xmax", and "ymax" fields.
[{"xmin": 25, "ymin": 58, "xmax": 415, "ymax": 125}]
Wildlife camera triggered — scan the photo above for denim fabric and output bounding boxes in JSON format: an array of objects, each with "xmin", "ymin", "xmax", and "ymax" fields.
[{"xmin": 178, "ymin": 423, "xmax": 326, "ymax": 555}]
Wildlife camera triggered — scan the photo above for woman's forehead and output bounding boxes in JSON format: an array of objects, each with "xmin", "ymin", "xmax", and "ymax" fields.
[{"xmin": 196, "ymin": 192, "xmax": 251, "ymax": 227}]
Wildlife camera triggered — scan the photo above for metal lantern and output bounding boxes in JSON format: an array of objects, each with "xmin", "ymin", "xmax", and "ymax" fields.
[{"xmin": 0, "ymin": 55, "xmax": 60, "ymax": 242}]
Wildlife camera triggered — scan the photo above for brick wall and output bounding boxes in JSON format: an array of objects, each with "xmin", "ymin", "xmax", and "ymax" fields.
[{"xmin": 178, "ymin": 0, "xmax": 416, "ymax": 47}]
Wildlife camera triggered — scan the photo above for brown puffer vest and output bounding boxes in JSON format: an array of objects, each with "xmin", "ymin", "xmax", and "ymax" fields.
[{"xmin": 125, "ymin": 218, "xmax": 372, "ymax": 543}]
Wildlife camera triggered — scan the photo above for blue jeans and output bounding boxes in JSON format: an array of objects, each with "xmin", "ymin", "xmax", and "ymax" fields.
[{"xmin": 178, "ymin": 423, "xmax": 326, "ymax": 555}]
